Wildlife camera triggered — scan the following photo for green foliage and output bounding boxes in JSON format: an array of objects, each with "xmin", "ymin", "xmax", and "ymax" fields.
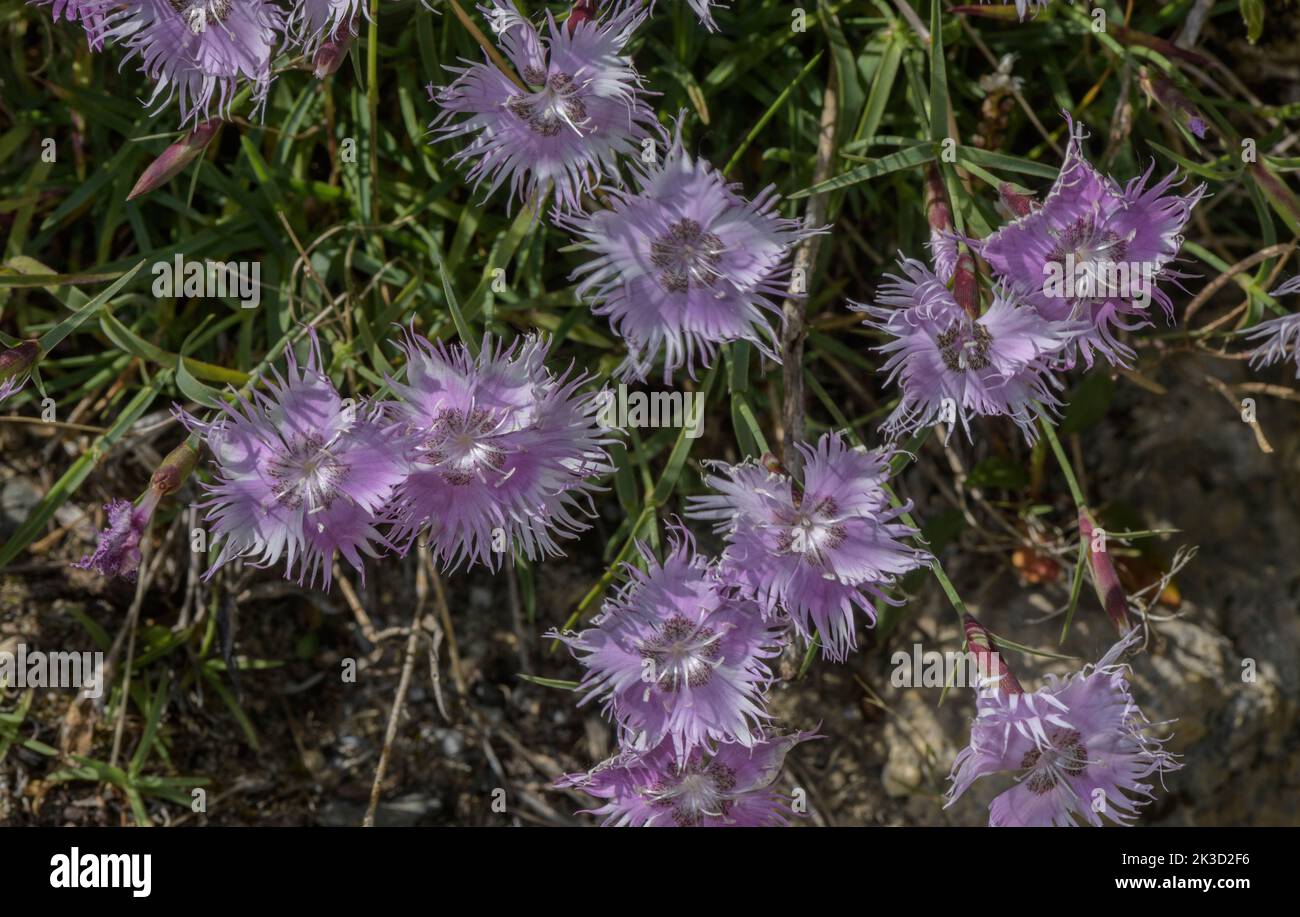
[{"xmin": 1, "ymin": 0, "xmax": 1296, "ymax": 823}]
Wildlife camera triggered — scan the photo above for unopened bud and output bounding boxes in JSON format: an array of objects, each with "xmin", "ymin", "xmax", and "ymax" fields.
[
  {"xmin": 924, "ymin": 164, "xmax": 954, "ymax": 235},
  {"xmin": 567, "ymin": 0, "xmax": 597, "ymax": 34},
  {"xmin": 127, "ymin": 120, "xmax": 221, "ymax": 202},
  {"xmin": 150, "ymin": 441, "xmax": 200, "ymax": 497},
  {"xmin": 998, "ymin": 182, "xmax": 1037, "ymax": 218},
  {"xmin": 1138, "ymin": 67, "xmax": 1208, "ymax": 140},
  {"xmin": 1078, "ymin": 511, "xmax": 1133, "ymax": 636},
  {"xmin": 314, "ymin": 27, "xmax": 356, "ymax": 79},
  {"xmin": 0, "ymin": 340, "xmax": 40, "ymax": 380},
  {"xmin": 962, "ymin": 615, "xmax": 1023, "ymax": 696},
  {"xmin": 0, "ymin": 340, "xmax": 40, "ymax": 402}
]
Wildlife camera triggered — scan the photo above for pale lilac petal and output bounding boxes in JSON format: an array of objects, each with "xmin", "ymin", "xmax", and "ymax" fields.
[
  {"xmin": 688, "ymin": 431, "xmax": 930, "ymax": 661},
  {"xmin": 563, "ymin": 121, "xmax": 818, "ymax": 381},
  {"xmin": 431, "ymin": 0, "xmax": 659, "ymax": 212},
  {"xmin": 554, "ymin": 526, "xmax": 782, "ymax": 756},
  {"xmin": 386, "ymin": 331, "xmax": 613, "ymax": 571}
]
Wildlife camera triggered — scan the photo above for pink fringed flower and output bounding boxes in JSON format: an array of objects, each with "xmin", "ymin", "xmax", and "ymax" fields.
[
  {"xmin": 386, "ymin": 330, "xmax": 612, "ymax": 571},
  {"xmin": 75, "ymin": 441, "xmax": 200, "ymax": 580},
  {"xmin": 563, "ymin": 119, "xmax": 817, "ymax": 381},
  {"xmin": 75, "ymin": 498, "xmax": 157, "ymax": 580},
  {"xmin": 184, "ymin": 334, "xmax": 406, "ymax": 588},
  {"xmin": 553, "ymin": 526, "xmax": 782, "ymax": 756},
  {"xmin": 104, "ymin": 0, "xmax": 284, "ymax": 125},
  {"xmin": 430, "ymin": 0, "xmax": 659, "ymax": 212},
  {"xmin": 946, "ymin": 627, "xmax": 1181, "ymax": 827},
  {"xmin": 557, "ymin": 730, "xmax": 816, "ymax": 827},
  {"xmin": 688, "ymin": 432, "xmax": 930, "ymax": 662},
  {"xmin": 1242, "ymin": 276, "xmax": 1300, "ymax": 378},
  {"xmin": 978, "ymin": 115, "xmax": 1204, "ymax": 367},
  {"xmin": 853, "ymin": 257, "xmax": 1080, "ymax": 444}
]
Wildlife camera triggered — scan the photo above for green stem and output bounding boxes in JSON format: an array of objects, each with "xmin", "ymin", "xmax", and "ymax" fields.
[
  {"xmin": 1037, "ymin": 415, "xmax": 1086, "ymax": 509},
  {"xmin": 367, "ymin": 0, "xmax": 382, "ymax": 226},
  {"xmin": 1038, "ymin": 414, "xmax": 1091, "ymax": 644}
]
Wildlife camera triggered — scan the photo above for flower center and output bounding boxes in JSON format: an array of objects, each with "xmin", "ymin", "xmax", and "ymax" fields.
[
  {"xmin": 1019, "ymin": 728, "xmax": 1090, "ymax": 795},
  {"xmin": 650, "ymin": 219, "xmax": 725, "ymax": 294},
  {"xmin": 423, "ymin": 407, "xmax": 507, "ymax": 486},
  {"xmin": 1048, "ymin": 217, "xmax": 1130, "ymax": 302},
  {"xmin": 638, "ymin": 614, "xmax": 722, "ymax": 692},
  {"xmin": 776, "ymin": 497, "xmax": 845, "ymax": 563},
  {"xmin": 168, "ymin": 0, "xmax": 231, "ymax": 34},
  {"xmin": 507, "ymin": 71, "xmax": 589, "ymax": 137},
  {"xmin": 268, "ymin": 433, "xmax": 348, "ymax": 513},
  {"xmin": 645, "ymin": 758, "xmax": 737, "ymax": 826},
  {"xmin": 937, "ymin": 320, "xmax": 993, "ymax": 373}
]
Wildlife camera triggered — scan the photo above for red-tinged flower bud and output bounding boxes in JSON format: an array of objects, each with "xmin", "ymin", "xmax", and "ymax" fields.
[
  {"xmin": 0, "ymin": 340, "xmax": 40, "ymax": 403},
  {"xmin": 126, "ymin": 120, "xmax": 221, "ymax": 202},
  {"xmin": 150, "ymin": 440, "xmax": 200, "ymax": 497},
  {"xmin": 962, "ymin": 614, "xmax": 1023, "ymax": 695},
  {"xmin": 0, "ymin": 340, "xmax": 39, "ymax": 380},
  {"xmin": 1078, "ymin": 510, "xmax": 1133, "ymax": 636},
  {"xmin": 998, "ymin": 182, "xmax": 1036, "ymax": 218},
  {"xmin": 567, "ymin": 0, "xmax": 597, "ymax": 35},
  {"xmin": 924, "ymin": 164, "xmax": 954, "ymax": 235},
  {"xmin": 952, "ymin": 251, "xmax": 980, "ymax": 319},
  {"xmin": 314, "ymin": 28, "xmax": 355, "ymax": 79}
]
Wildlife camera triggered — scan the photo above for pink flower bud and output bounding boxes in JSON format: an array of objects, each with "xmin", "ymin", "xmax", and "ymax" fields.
[
  {"xmin": 998, "ymin": 182, "xmax": 1036, "ymax": 218},
  {"xmin": 126, "ymin": 119, "xmax": 221, "ymax": 202},
  {"xmin": 313, "ymin": 29, "xmax": 355, "ymax": 79},
  {"xmin": 567, "ymin": 0, "xmax": 597, "ymax": 35},
  {"xmin": 0, "ymin": 340, "xmax": 40, "ymax": 403},
  {"xmin": 1078, "ymin": 511, "xmax": 1133, "ymax": 636},
  {"xmin": 962, "ymin": 615, "xmax": 1023, "ymax": 695}
]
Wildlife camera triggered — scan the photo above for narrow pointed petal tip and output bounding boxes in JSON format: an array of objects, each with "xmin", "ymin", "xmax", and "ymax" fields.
[{"xmin": 126, "ymin": 120, "xmax": 222, "ymax": 203}]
